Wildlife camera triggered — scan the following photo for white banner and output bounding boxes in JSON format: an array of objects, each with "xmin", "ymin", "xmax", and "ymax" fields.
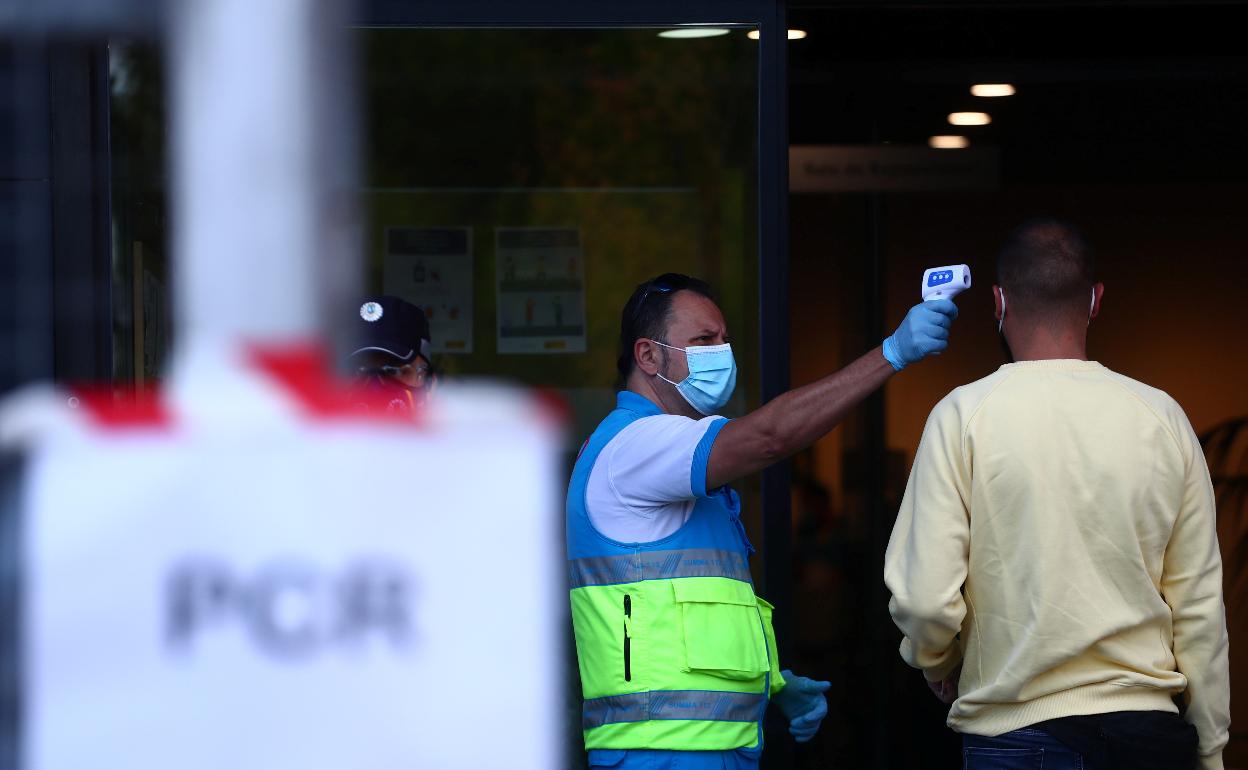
[{"xmin": 18, "ymin": 365, "xmax": 562, "ymax": 770}]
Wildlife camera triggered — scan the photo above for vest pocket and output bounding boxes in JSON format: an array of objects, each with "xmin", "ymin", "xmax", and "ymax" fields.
[{"xmin": 672, "ymin": 579, "xmax": 768, "ymax": 680}]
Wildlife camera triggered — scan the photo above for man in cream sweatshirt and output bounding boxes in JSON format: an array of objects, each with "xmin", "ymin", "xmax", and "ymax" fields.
[{"xmin": 885, "ymin": 219, "xmax": 1230, "ymax": 770}]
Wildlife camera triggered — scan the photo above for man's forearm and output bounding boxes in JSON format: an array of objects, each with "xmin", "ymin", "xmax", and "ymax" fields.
[
  {"xmin": 707, "ymin": 347, "xmax": 893, "ymax": 488},
  {"xmin": 754, "ymin": 346, "xmax": 894, "ymax": 456}
]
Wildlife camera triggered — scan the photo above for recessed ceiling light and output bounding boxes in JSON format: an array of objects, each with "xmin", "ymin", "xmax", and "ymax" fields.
[
  {"xmin": 658, "ymin": 28, "xmax": 731, "ymax": 39},
  {"xmin": 746, "ymin": 29, "xmax": 807, "ymax": 40},
  {"xmin": 971, "ymin": 84, "xmax": 1016, "ymax": 97},
  {"xmin": 948, "ymin": 112, "xmax": 991, "ymax": 126},
  {"xmin": 929, "ymin": 135, "xmax": 970, "ymax": 149}
]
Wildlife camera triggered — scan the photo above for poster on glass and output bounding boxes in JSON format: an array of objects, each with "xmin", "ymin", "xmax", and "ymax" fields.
[
  {"xmin": 383, "ymin": 226, "xmax": 474, "ymax": 353},
  {"xmin": 495, "ymin": 228, "xmax": 586, "ymax": 354}
]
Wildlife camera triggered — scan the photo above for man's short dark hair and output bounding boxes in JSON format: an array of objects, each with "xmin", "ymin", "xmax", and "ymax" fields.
[
  {"xmin": 996, "ymin": 218, "xmax": 1096, "ymax": 316},
  {"xmin": 617, "ymin": 273, "xmax": 714, "ymax": 381}
]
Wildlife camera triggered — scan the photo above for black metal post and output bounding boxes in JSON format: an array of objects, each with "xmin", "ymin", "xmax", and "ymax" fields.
[
  {"xmin": 758, "ymin": 2, "xmax": 792, "ymax": 768},
  {"xmin": 48, "ymin": 42, "xmax": 113, "ymax": 384},
  {"xmin": 0, "ymin": 41, "xmax": 56, "ymax": 394}
]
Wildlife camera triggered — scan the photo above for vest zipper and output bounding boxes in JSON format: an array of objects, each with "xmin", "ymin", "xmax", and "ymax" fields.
[{"xmin": 623, "ymin": 594, "xmax": 632, "ymax": 682}]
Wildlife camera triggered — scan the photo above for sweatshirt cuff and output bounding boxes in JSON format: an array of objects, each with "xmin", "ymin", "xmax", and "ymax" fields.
[
  {"xmin": 902, "ymin": 637, "xmax": 963, "ymax": 682},
  {"xmin": 923, "ymin": 655, "xmax": 962, "ymax": 683},
  {"xmin": 1197, "ymin": 752, "xmax": 1224, "ymax": 770}
]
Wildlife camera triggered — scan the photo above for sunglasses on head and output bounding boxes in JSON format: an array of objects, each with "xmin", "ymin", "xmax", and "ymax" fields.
[{"xmin": 630, "ymin": 274, "xmax": 692, "ymax": 324}]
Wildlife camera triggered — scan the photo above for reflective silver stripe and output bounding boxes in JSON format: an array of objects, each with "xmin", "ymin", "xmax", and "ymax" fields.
[
  {"xmin": 568, "ymin": 548, "xmax": 752, "ymax": 588},
  {"xmin": 582, "ymin": 690, "xmax": 766, "ymax": 730}
]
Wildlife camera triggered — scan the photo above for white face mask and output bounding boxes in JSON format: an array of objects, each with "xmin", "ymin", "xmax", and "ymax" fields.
[{"xmin": 998, "ymin": 287, "xmax": 1097, "ymax": 333}]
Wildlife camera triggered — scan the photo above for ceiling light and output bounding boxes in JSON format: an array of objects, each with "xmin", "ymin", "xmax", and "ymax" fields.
[
  {"xmin": 658, "ymin": 28, "xmax": 731, "ymax": 39},
  {"xmin": 929, "ymin": 135, "xmax": 969, "ymax": 149},
  {"xmin": 971, "ymin": 83, "xmax": 1016, "ymax": 97},
  {"xmin": 948, "ymin": 112, "xmax": 991, "ymax": 126},
  {"xmin": 746, "ymin": 29, "xmax": 807, "ymax": 40}
]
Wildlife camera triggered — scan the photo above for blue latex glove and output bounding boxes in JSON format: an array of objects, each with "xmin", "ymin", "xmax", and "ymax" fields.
[
  {"xmin": 882, "ymin": 299, "xmax": 959, "ymax": 371},
  {"xmin": 772, "ymin": 669, "xmax": 830, "ymax": 743}
]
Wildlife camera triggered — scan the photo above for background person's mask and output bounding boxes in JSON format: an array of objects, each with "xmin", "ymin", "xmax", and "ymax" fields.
[
  {"xmin": 348, "ymin": 373, "xmax": 422, "ymax": 415},
  {"xmin": 651, "ymin": 340, "xmax": 738, "ymax": 415}
]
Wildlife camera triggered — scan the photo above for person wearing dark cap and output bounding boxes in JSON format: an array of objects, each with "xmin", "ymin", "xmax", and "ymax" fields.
[{"xmin": 348, "ymin": 295, "xmax": 437, "ymax": 414}]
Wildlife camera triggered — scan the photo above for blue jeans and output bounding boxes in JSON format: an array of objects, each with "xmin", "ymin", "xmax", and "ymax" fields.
[
  {"xmin": 964, "ymin": 712, "xmax": 1198, "ymax": 770},
  {"xmin": 963, "ymin": 728, "xmax": 1084, "ymax": 770}
]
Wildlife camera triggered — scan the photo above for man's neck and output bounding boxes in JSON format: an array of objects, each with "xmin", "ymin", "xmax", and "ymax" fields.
[
  {"xmin": 1005, "ymin": 323, "xmax": 1089, "ymax": 362},
  {"xmin": 625, "ymin": 374, "xmax": 699, "ymax": 419}
]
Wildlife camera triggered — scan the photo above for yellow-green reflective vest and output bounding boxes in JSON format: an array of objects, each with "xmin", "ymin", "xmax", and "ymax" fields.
[{"xmin": 566, "ymin": 392, "xmax": 785, "ymax": 752}]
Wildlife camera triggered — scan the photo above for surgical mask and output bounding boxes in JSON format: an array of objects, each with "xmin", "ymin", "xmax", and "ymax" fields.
[
  {"xmin": 650, "ymin": 340, "xmax": 737, "ymax": 416},
  {"xmin": 350, "ymin": 373, "xmax": 423, "ymax": 415}
]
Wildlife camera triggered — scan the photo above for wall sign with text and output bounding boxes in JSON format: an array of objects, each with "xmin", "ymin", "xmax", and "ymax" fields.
[
  {"xmin": 495, "ymin": 227, "xmax": 586, "ymax": 354},
  {"xmin": 384, "ymin": 226, "xmax": 474, "ymax": 353}
]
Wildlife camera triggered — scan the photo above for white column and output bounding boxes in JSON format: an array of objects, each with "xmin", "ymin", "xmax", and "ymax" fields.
[{"xmin": 168, "ymin": 0, "xmax": 358, "ymax": 352}]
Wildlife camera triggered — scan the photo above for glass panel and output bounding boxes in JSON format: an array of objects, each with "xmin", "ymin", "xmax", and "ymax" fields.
[
  {"xmin": 788, "ymin": 6, "xmax": 1248, "ymax": 769},
  {"xmin": 108, "ymin": 43, "xmax": 171, "ymax": 391},
  {"xmin": 358, "ymin": 27, "xmax": 759, "ymax": 442},
  {"xmin": 109, "ymin": 27, "xmax": 760, "ymax": 440}
]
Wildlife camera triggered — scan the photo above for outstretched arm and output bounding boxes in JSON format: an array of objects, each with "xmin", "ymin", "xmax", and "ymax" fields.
[{"xmin": 706, "ymin": 299, "xmax": 958, "ymax": 490}]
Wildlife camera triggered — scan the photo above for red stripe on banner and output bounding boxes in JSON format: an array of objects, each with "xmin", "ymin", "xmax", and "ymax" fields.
[
  {"xmin": 246, "ymin": 342, "xmax": 425, "ymax": 425},
  {"xmin": 533, "ymin": 386, "xmax": 572, "ymax": 429},
  {"xmin": 71, "ymin": 387, "xmax": 173, "ymax": 429}
]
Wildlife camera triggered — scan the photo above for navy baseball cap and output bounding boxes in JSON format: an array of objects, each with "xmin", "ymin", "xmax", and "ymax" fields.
[{"xmin": 350, "ymin": 295, "xmax": 433, "ymax": 365}]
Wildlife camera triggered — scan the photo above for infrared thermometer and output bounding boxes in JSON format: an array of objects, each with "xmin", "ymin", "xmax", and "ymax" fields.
[{"xmin": 922, "ymin": 264, "xmax": 972, "ymax": 301}]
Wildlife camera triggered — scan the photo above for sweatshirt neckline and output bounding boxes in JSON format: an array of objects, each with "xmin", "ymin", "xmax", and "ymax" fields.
[{"xmin": 997, "ymin": 359, "xmax": 1104, "ymax": 372}]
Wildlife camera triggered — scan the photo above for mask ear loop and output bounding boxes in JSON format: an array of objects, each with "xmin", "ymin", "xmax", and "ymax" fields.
[
  {"xmin": 997, "ymin": 288, "xmax": 1006, "ymax": 334},
  {"xmin": 647, "ymin": 339, "xmax": 683, "ymax": 387},
  {"xmin": 1089, "ymin": 287, "xmax": 1096, "ymax": 324}
]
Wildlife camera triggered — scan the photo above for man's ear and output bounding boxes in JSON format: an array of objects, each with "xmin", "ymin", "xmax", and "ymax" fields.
[
  {"xmin": 1091, "ymin": 282, "xmax": 1105, "ymax": 319},
  {"xmin": 992, "ymin": 284, "xmax": 1004, "ymax": 321},
  {"xmin": 633, "ymin": 338, "xmax": 662, "ymax": 376}
]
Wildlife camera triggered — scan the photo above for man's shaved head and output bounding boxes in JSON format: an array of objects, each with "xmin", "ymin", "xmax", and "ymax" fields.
[{"xmin": 996, "ymin": 218, "xmax": 1096, "ymax": 318}]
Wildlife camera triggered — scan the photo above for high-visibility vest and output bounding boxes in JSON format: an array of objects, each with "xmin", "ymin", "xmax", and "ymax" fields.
[{"xmin": 566, "ymin": 391, "xmax": 784, "ymax": 752}]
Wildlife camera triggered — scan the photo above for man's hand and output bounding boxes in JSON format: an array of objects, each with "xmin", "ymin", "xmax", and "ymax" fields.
[
  {"xmin": 772, "ymin": 670, "xmax": 831, "ymax": 743},
  {"xmin": 926, "ymin": 666, "xmax": 961, "ymax": 705},
  {"xmin": 882, "ymin": 299, "xmax": 959, "ymax": 371}
]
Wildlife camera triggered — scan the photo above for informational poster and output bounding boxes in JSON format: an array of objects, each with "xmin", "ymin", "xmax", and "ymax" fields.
[
  {"xmin": 17, "ymin": 356, "xmax": 562, "ymax": 770},
  {"xmin": 495, "ymin": 227, "xmax": 586, "ymax": 354},
  {"xmin": 383, "ymin": 227, "xmax": 473, "ymax": 353}
]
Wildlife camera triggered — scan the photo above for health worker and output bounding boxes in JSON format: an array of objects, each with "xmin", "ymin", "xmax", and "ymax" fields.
[{"xmin": 567, "ymin": 272, "xmax": 959, "ymax": 769}]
